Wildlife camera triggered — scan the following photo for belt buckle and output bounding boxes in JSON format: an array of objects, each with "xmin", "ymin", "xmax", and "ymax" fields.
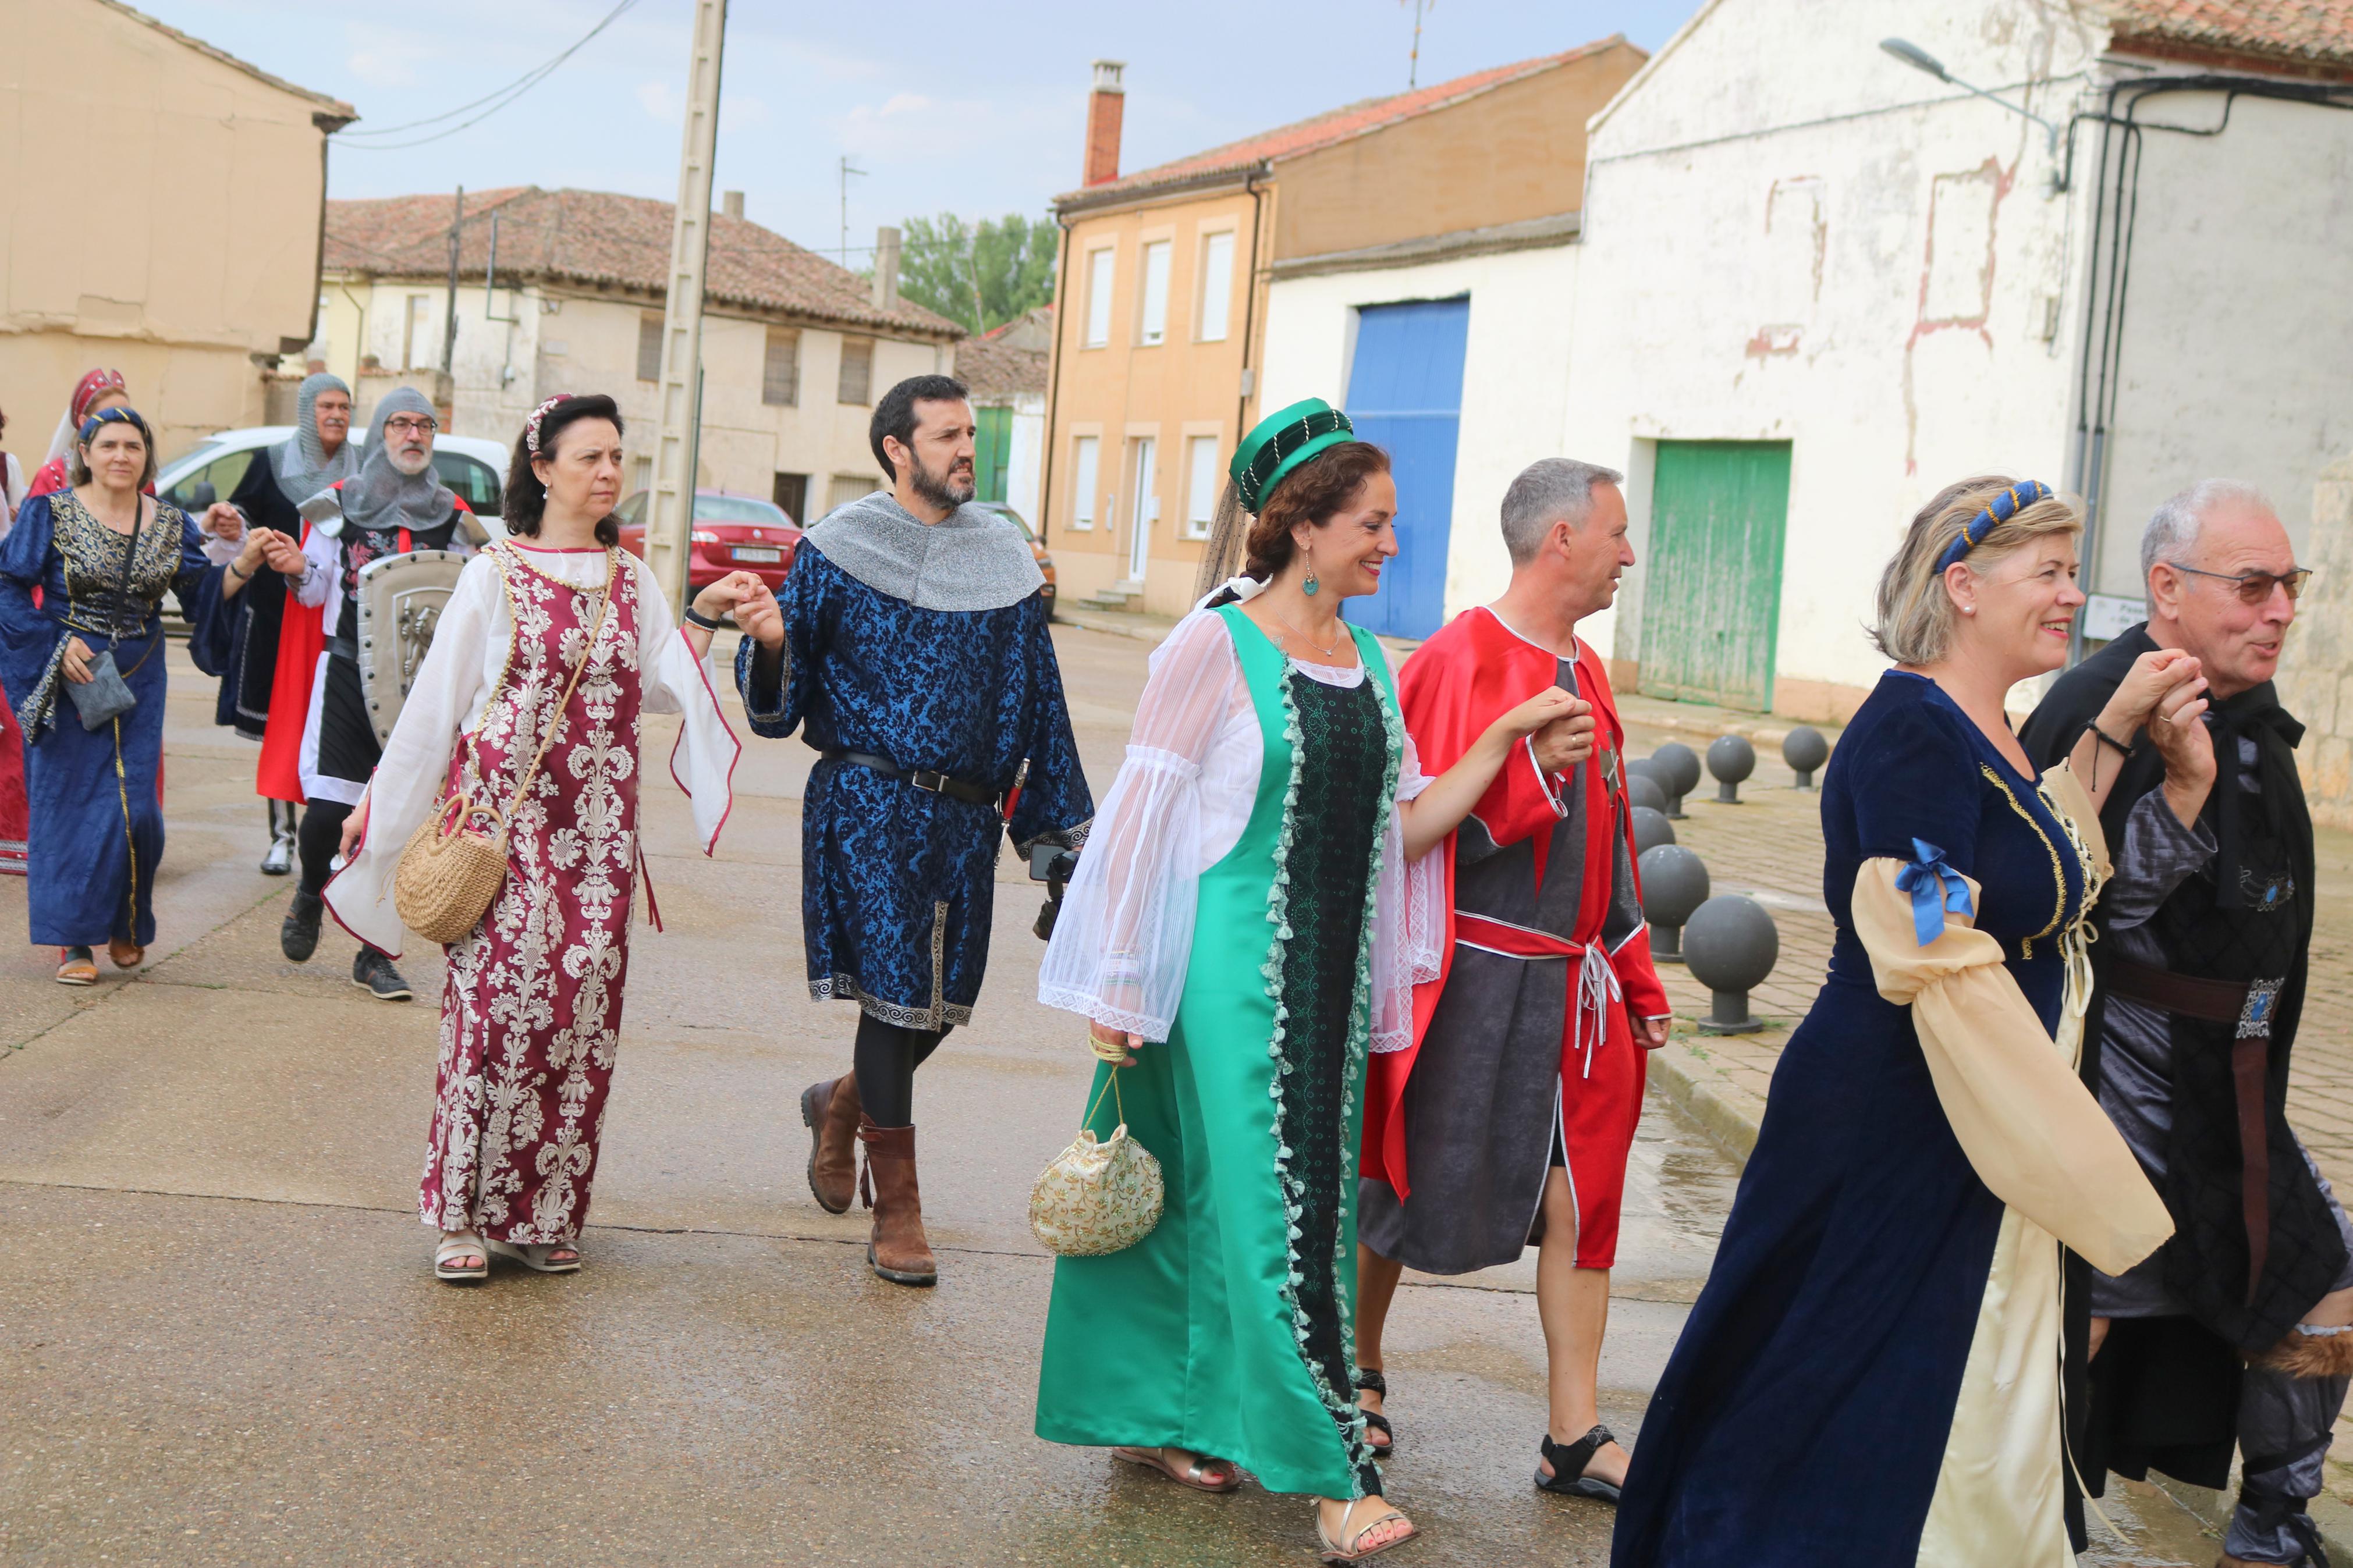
[
  {"xmin": 909, "ymin": 769, "xmax": 946, "ymax": 795},
  {"xmin": 2238, "ymin": 977, "xmax": 2283, "ymax": 1040}
]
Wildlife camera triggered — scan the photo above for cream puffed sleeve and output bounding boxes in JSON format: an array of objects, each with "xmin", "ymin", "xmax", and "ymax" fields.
[
  {"xmin": 1037, "ymin": 608, "xmax": 1241, "ymax": 1041},
  {"xmin": 1851, "ymin": 851, "xmax": 2170, "ymax": 1277}
]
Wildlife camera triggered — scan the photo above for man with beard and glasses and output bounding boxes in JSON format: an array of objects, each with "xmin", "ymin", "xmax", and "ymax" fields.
[{"xmin": 733, "ymin": 374, "xmax": 1091, "ymax": 1287}]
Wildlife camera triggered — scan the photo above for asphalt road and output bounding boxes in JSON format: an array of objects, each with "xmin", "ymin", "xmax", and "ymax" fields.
[{"xmin": 0, "ymin": 628, "xmax": 2220, "ymax": 1566}]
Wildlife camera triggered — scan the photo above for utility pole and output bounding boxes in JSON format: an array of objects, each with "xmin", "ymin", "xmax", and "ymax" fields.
[
  {"xmin": 441, "ymin": 186, "xmax": 465, "ymax": 376},
  {"xmin": 839, "ymin": 155, "xmax": 866, "ymax": 265},
  {"xmin": 1404, "ymin": 0, "xmax": 1430, "ymax": 88},
  {"xmin": 645, "ymin": 0, "xmax": 727, "ymax": 613}
]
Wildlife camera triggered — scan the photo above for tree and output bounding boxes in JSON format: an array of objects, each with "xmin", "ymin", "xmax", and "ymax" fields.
[{"xmin": 890, "ymin": 212, "xmax": 1058, "ymax": 334}]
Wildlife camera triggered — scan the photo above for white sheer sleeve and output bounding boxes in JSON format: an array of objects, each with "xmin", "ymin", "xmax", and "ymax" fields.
[
  {"xmin": 634, "ymin": 557, "xmax": 740, "ymax": 854},
  {"xmin": 1371, "ymin": 675, "xmax": 1446, "ymax": 1052},
  {"xmin": 322, "ymin": 553, "xmax": 505, "ymax": 958},
  {"xmin": 1037, "ymin": 609, "xmax": 1243, "ymax": 1041}
]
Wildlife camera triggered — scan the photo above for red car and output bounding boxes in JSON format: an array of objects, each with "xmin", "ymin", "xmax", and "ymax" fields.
[{"xmin": 612, "ymin": 489, "xmax": 802, "ymax": 594}]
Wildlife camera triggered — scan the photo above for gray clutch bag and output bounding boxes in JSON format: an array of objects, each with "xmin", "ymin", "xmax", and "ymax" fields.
[{"xmin": 68, "ymin": 649, "xmax": 137, "ymax": 731}]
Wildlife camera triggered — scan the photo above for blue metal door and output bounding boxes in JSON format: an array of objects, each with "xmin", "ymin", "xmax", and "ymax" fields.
[{"xmin": 1343, "ymin": 296, "xmax": 1469, "ymax": 639}]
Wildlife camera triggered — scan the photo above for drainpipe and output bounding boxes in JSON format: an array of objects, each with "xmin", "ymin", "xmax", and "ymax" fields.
[
  {"xmin": 1038, "ymin": 212, "xmax": 1073, "ymax": 543},
  {"xmin": 1233, "ymin": 166, "xmax": 1271, "ymax": 449}
]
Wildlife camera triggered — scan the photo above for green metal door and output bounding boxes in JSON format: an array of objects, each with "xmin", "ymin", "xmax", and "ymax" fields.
[
  {"xmin": 974, "ymin": 406, "xmax": 1013, "ymax": 503},
  {"xmin": 1637, "ymin": 440, "xmax": 1791, "ymax": 711}
]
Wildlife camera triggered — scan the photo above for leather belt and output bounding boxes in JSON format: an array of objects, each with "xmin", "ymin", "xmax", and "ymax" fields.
[
  {"xmin": 2108, "ymin": 956, "xmax": 2248, "ymax": 1022},
  {"xmin": 822, "ymin": 748, "xmax": 1000, "ymax": 808}
]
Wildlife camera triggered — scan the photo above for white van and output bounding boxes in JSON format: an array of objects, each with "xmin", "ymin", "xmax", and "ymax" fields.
[{"xmin": 157, "ymin": 426, "xmax": 512, "ymax": 535}]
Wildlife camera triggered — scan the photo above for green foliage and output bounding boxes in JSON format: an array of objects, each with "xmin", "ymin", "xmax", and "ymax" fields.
[{"xmin": 890, "ymin": 212, "xmax": 1059, "ymax": 334}]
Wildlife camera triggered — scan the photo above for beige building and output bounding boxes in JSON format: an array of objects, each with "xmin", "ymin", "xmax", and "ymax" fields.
[
  {"xmin": 319, "ymin": 188, "xmax": 963, "ymax": 520},
  {"xmin": 1043, "ymin": 42, "xmax": 1646, "ymax": 618},
  {"xmin": 0, "ymin": 0, "xmax": 352, "ymax": 460}
]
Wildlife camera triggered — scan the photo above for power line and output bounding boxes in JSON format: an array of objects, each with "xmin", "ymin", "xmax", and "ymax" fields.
[{"xmin": 337, "ymin": 0, "xmax": 641, "ymax": 151}]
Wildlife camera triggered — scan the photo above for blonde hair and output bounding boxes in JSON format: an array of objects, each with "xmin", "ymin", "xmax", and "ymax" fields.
[{"xmin": 1871, "ymin": 475, "xmax": 2082, "ymax": 665}]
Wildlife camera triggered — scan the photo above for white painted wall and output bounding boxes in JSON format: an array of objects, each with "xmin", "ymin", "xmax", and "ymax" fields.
[
  {"xmin": 1005, "ymin": 389, "xmax": 1046, "ymax": 525},
  {"xmin": 1260, "ymin": 242, "xmax": 1585, "ymax": 638}
]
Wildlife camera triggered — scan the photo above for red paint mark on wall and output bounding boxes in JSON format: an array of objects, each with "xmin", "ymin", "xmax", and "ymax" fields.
[{"xmin": 1902, "ymin": 155, "xmax": 2016, "ymax": 475}]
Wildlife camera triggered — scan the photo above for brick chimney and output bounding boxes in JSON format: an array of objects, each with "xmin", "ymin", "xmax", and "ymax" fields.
[
  {"xmin": 722, "ymin": 190, "xmax": 744, "ymax": 219},
  {"xmin": 872, "ymin": 225, "xmax": 902, "ymax": 312},
  {"xmin": 1084, "ymin": 60, "xmax": 1126, "ymax": 187}
]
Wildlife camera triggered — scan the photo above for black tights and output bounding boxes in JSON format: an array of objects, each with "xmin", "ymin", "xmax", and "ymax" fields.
[
  {"xmin": 853, "ymin": 1014, "xmax": 948, "ymax": 1128},
  {"xmin": 296, "ymin": 799, "xmax": 350, "ymax": 896}
]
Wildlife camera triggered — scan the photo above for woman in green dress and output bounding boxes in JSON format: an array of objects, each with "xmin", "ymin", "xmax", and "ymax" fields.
[{"xmin": 1035, "ymin": 400, "xmax": 1585, "ymax": 1563}]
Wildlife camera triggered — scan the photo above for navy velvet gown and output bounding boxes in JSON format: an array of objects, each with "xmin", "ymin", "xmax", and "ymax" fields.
[{"xmin": 1613, "ymin": 671, "xmax": 2091, "ymax": 1566}]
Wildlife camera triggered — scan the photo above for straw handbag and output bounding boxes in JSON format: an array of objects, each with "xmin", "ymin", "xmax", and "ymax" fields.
[
  {"xmin": 1029, "ymin": 1068, "xmax": 1164, "ymax": 1257},
  {"xmin": 393, "ymin": 549, "xmax": 617, "ymax": 945}
]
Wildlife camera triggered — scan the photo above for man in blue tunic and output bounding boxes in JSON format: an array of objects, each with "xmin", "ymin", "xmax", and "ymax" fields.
[{"xmin": 735, "ymin": 374, "xmax": 1091, "ymax": 1287}]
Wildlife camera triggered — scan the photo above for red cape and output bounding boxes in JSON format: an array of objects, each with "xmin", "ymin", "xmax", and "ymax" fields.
[{"xmin": 1362, "ymin": 606, "xmax": 1667, "ymax": 1199}]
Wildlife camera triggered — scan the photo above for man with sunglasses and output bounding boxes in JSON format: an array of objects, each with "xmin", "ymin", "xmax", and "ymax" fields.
[{"xmin": 2023, "ymin": 480, "xmax": 2341, "ymax": 1568}]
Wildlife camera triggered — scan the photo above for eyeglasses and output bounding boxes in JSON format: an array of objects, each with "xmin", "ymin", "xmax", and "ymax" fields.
[
  {"xmin": 2167, "ymin": 562, "xmax": 2312, "ymax": 605},
  {"xmin": 382, "ymin": 416, "xmax": 438, "ymax": 437}
]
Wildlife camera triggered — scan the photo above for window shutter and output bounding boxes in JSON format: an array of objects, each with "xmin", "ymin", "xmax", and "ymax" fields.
[
  {"xmin": 1139, "ymin": 241, "xmax": 1170, "ymax": 346},
  {"xmin": 637, "ymin": 314, "xmax": 663, "ymax": 382},
  {"xmin": 1085, "ymin": 250, "xmax": 1115, "ymax": 347},
  {"xmin": 1198, "ymin": 232, "xmax": 1233, "ymax": 342},
  {"xmin": 1072, "ymin": 437, "xmax": 1099, "ymax": 526},
  {"xmin": 763, "ymin": 328, "xmax": 800, "ymax": 406},
  {"xmin": 837, "ymin": 337, "xmax": 874, "ymax": 404}
]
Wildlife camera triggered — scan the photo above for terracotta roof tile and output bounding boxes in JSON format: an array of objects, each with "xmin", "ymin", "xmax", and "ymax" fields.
[
  {"xmin": 2109, "ymin": 1, "xmax": 2353, "ymax": 68},
  {"xmin": 1058, "ymin": 37, "xmax": 1632, "ymax": 207},
  {"xmin": 325, "ymin": 187, "xmax": 962, "ymax": 340},
  {"xmin": 956, "ymin": 332, "xmax": 1048, "ymax": 399}
]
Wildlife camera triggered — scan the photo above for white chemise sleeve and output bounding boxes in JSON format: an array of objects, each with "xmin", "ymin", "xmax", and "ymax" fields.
[
  {"xmin": 1371, "ymin": 656, "xmax": 1445, "ymax": 1053},
  {"xmin": 1037, "ymin": 609, "xmax": 1244, "ymax": 1042},
  {"xmin": 631, "ymin": 556, "xmax": 740, "ymax": 854},
  {"xmin": 321, "ymin": 553, "xmax": 505, "ymax": 958}
]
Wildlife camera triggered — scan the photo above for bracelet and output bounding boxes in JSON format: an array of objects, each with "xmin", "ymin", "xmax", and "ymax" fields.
[
  {"xmin": 2084, "ymin": 720, "xmax": 2133, "ymax": 756},
  {"xmin": 224, "ymin": 559, "xmax": 249, "ymax": 584},
  {"xmin": 682, "ymin": 604, "xmax": 725, "ymax": 631}
]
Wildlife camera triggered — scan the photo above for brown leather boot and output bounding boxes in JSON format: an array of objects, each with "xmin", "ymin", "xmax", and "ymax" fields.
[
  {"xmin": 800, "ymin": 1073, "xmax": 861, "ymax": 1214},
  {"xmin": 858, "ymin": 1117, "xmax": 937, "ymax": 1287}
]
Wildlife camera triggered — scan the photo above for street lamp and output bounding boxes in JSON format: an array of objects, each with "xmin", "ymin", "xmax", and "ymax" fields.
[{"xmin": 1880, "ymin": 37, "xmax": 2061, "ymax": 159}]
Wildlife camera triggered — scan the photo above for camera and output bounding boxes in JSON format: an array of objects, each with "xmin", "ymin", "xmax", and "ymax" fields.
[{"xmin": 1031, "ymin": 842, "xmax": 1080, "ymax": 940}]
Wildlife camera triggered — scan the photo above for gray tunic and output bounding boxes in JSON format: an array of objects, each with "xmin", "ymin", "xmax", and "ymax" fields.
[{"xmin": 1357, "ymin": 655, "xmax": 1651, "ymax": 1275}]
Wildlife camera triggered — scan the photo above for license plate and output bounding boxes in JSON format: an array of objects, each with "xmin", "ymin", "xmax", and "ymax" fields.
[{"xmin": 731, "ymin": 546, "xmax": 780, "ymax": 563}]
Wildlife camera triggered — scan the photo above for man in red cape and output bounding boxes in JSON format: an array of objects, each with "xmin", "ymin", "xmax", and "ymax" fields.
[{"xmin": 1354, "ymin": 459, "xmax": 1671, "ymax": 1503}]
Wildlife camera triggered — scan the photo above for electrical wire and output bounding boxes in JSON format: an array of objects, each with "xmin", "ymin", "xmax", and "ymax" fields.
[{"xmin": 336, "ymin": 0, "xmax": 641, "ymax": 150}]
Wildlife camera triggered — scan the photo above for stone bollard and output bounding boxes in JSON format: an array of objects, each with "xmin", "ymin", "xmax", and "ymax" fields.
[
  {"xmin": 1638, "ymin": 843, "xmax": 1709, "ymax": 963},
  {"xmin": 1707, "ymin": 734, "xmax": 1756, "ymax": 805},
  {"xmin": 1651, "ymin": 742, "xmax": 1700, "ymax": 820},
  {"xmin": 1631, "ymin": 805, "xmax": 1677, "ymax": 855},
  {"xmin": 1685, "ymin": 894, "xmax": 1779, "ymax": 1034},
  {"xmin": 1783, "ymin": 726, "xmax": 1829, "ymax": 791},
  {"xmin": 1628, "ymin": 771, "xmax": 1667, "ymax": 815}
]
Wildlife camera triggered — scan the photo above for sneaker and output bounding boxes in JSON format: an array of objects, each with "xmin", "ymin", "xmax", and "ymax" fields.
[
  {"xmin": 352, "ymin": 947, "xmax": 412, "ymax": 1002},
  {"xmin": 260, "ymin": 830, "xmax": 294, "ymax": 877},
  {"xmin": 281, "ymin": 889, "xmax": 323, "ymax": 962}
]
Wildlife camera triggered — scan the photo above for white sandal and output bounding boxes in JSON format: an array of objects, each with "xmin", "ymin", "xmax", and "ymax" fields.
[
  {"xmin": 434, "ymin": 1232, "xmax": 488, "ymax": 1282},
  {"xmin": 1316, "ymin": 1499, "xmax": 1417, "ymax": 1564},
  {"xmin": 485, "ymin": 1237, "xmax": 582, "ymax": 1274}
]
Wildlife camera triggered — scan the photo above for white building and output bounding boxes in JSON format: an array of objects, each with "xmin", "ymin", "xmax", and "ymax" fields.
[
  {"xmin": 1561, "ymin": 0, "xmax": 2353, "ymax": 719},
  {"xmin": 317, "ymin": 187, "xmax": 963, "ymax": 521}
]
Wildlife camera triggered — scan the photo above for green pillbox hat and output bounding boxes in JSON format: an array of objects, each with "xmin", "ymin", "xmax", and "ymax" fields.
[{"xmin": 1230, "ymin": 397, "xmax": 1354, "ymax": 514}]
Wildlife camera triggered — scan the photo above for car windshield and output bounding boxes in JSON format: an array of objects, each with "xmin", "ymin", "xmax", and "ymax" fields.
[{"xmin": 695, "ymin": 495, "xmax": 790, "ymax": 527}]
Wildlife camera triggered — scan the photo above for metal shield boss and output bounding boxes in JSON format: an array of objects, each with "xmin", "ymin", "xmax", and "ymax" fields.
[{"xmin": 356, "ymin": 549, "xmax": 468, "ymax": 745}]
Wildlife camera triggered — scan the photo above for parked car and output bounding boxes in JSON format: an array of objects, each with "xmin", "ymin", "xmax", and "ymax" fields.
[
  {"xmin": 971, "ymin": 501, "xmax": 1056, "ymax": 617},
  {"xmin": 157, "ymin": 425, "xmax": 510, "ymax": 531},
  {"xmin": 612, "ymin": 489, "xmax": 802, "ymax": 595}
]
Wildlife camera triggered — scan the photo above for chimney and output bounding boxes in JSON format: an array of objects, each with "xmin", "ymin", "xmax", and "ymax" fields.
[
  {"xmin": 1084, "ymin": 60, "xmax": 1126, "ymax": 187},
  {"xmin": 872, "ymin": 225, "xmax": 902, "ymax": 312},
  {"xmin": 721, "ymin": 190, "xmax": 744, "ymax": 219}
]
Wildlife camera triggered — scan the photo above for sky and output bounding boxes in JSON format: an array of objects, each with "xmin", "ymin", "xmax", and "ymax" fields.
[{"xmin": 140, "ymin": 0, "xmax": 1703, "ymax": 266}]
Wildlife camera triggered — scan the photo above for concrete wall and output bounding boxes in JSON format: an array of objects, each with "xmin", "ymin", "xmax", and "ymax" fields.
[
  {"xmin": 1003, "ymin": 389, "xmax": 1046, "ymax": 526},
  {"xmin": 0, "ymin": 0, "xmax": 341, "ymax": 463},
  {"xmin": 1562, "ymin": 0, "xmax": 2108, "ymax": 717},
  {"xmin": 320, "ymin": 275, "xmax": 945, "ymax": 510},
  {"xmin": 2277, "ymin": 456, "xmax": 2353, "ymax": 828},
  {"xmin": 1259, "ymin": 242, "xmax": 1584, "ymax": 636}
]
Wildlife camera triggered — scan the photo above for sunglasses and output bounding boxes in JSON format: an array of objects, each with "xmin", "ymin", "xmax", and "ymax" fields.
[{"xmin": 2168, "ymin": 563, "xmax": 2312, "ymax": 605}]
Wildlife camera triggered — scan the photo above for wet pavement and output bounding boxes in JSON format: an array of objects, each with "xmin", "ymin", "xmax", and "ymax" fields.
[{"xmin": 0, "ymin": 630, "xmax": 2224, "ymax": 1565}]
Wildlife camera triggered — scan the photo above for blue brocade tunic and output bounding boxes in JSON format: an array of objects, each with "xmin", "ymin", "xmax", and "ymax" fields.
[
  {"xmin": 0, "ymin": 492, "xmax": 226, "ymax": 947},
  {"xmin": 736, "ymin": 539, "xmax": 1090, "ymax": 1029},
  {"xmin": 1613, "ymin": 671, "xmax": 2098, "ymax": 1567}
]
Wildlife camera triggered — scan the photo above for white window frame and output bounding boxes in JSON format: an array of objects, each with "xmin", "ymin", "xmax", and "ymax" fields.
[
  {"xmin": 1183, "ymin": 433, "xmax": 1220, "ymax": 541},
  {"xmin": 1196, "ymin": 230, "xmax": 1234, "ymax": 343},
  {"xmin": 1137, "ymin": 240, "xmax": 1171, "ymax": 347},
  {"xmin": 1083, "ymin": 247, "xmax": 1116, "ymax": 349},
  {"xmin": 1070, "ymin": 435, "xmax": 1099, "ymax": 529}
]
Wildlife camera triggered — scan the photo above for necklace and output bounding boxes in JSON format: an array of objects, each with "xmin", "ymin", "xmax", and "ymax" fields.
[{"xmin": 1269, "ymin": 605, "xmax": 1346, "ymax": 660}]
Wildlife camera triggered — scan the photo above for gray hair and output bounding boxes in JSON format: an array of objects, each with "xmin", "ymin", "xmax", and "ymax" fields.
[
  {"xmin": 1500, "ymin": 458, "xmax": 1624, "ymax": 564},
  {"xmin": 2140, "ymin": 479, "xmax": 2277, "ymax": 595}
]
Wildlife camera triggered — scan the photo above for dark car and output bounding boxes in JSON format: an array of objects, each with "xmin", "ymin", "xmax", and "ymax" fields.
[
  {"xmin": 612, "ymin": 489, "xmax": 801, "ymax": 594},
  {"xmin": 971, "ymin": 501, "xmax": 1056, "ymax": 617}
]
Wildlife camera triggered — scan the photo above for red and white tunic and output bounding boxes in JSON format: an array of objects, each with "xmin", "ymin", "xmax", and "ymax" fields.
[{"xmin": 327, "ymin": 541, "xmax": 737, "ymax": 1243}]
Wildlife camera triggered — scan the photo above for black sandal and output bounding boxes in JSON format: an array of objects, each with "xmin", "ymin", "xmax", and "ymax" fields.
[
  {"xmin": 1354, "ymin": 1367, "xmax": 1395, "ymax": 1458},
  {"xmin": 1536, "ymin": 1424, "xmax": 1623, "ymax": 1503}
]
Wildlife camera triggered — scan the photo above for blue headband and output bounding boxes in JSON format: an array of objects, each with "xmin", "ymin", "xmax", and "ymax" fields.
[
  {"xmin": 78, "ymin": 406, "xmax": 151, "ymax": 445},
  {"xmin": 1934, "ymin": 480, "xmax": 2054, "ymax": 574}
]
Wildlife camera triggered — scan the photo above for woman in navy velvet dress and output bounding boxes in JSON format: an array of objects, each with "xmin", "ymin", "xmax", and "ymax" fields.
[{"xmin": 1613, "ymin": 478, "xmax": 2199, "ymax": 1567}]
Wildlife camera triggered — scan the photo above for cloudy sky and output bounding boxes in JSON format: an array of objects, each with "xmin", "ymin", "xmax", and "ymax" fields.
[{"xmin": 143, "ymin": 0, "xmax": 1702, "ymax": 264}]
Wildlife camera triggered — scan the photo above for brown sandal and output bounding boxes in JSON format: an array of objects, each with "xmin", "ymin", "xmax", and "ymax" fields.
[
  {"xmin": 108, "ymin": 938, "xmax": 145, "ymax": 970},
  {"xmin": 1113, "ymin": 1445, "xmax": 1241, "ymax": 1493}
]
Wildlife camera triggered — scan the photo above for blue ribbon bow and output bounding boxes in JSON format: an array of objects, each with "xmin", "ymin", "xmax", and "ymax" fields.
[{"xmin": 1893, "ymin": 837, "xmax": 1972, "ymax": 946}]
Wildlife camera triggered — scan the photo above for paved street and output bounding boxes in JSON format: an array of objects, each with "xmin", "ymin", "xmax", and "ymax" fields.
[{"xmin": 0, "ymin": 627, "xmax": 2220, "ymax": 1565}]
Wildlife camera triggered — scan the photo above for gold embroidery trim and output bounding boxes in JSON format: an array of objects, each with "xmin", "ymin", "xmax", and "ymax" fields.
[{"xmin": 1979, "ymin": 763, "xmax": 2065, "ymax": 961}]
